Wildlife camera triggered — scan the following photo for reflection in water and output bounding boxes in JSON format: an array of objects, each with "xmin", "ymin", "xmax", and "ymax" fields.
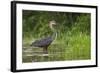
[{"xmin": 22, "ymin": 44, "xmax": 66, "ymax": 63}]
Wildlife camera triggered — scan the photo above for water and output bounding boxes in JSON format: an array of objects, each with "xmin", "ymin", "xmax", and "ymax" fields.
[{"xmin": 22, "ymin": 44, "xmax": 66, "ymax": 63}]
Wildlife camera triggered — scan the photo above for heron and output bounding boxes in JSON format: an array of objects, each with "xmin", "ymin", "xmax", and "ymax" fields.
[{"xmin": 30, "ymin": 20, "xmax": 57, "ymax": 54}]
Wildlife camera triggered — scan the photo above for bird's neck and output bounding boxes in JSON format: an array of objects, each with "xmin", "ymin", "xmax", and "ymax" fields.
[
  {"xmin": 50, "ymin": 25, "xmax": 57, "ymax": 41},
  {"xmin": 52, "ymin": 31, "xmax": 57, "ymax": 41}
]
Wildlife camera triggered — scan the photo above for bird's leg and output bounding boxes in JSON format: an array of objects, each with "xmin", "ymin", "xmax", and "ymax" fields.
[{"xmin": 43, "ymin": 47, "xmax": 48, "ymax": 54}]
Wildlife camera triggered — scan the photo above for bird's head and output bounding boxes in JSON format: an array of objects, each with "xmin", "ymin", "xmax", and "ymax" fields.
[
  {"xmin": 49, "ymin": 20, "xmax": 56, "ymax": 25},
  {"xmin": 49, "ymin": 20, "xmax": 57, "ymax": 31}
]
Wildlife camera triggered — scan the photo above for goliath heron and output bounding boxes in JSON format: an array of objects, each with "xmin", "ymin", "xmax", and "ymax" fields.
[{"xmin": 30, "ymin": 20, "xmax": 57, "ymax": 54}]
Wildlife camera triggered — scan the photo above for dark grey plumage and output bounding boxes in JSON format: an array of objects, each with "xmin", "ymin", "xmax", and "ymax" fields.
[
  {"xmin": 31, "ymin": 36, "xmax": 53, "ymax": 47},
  {"xmin": 30, "ymin": 36, "xmax": 53, "ymax": 54}
]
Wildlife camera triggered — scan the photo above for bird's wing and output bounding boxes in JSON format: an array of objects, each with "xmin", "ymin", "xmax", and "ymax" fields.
[{"xmin": 31, "ymin": 37, "xmax": 53, "ymax": 47}]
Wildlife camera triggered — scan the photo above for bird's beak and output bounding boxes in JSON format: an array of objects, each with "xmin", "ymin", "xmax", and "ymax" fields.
[{"xmin": 52, "ymin": 23, "xmax": 57, "ymax": 26}]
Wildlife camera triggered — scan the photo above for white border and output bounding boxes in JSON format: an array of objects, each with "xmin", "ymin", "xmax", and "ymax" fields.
[{"xmin": 16, "ymin": 3, "xmax": 96, "ymax": 70}]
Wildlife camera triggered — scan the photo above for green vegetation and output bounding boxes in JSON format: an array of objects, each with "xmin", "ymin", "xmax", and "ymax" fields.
[{"xmin": 22, "ymin": 10, "xmax": 91, "ymax": 63}]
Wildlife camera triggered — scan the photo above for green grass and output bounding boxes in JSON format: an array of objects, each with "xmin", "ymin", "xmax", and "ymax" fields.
[{"xmin": 64, "ymin": 34, "xmax": 91, "ymax": 60}]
